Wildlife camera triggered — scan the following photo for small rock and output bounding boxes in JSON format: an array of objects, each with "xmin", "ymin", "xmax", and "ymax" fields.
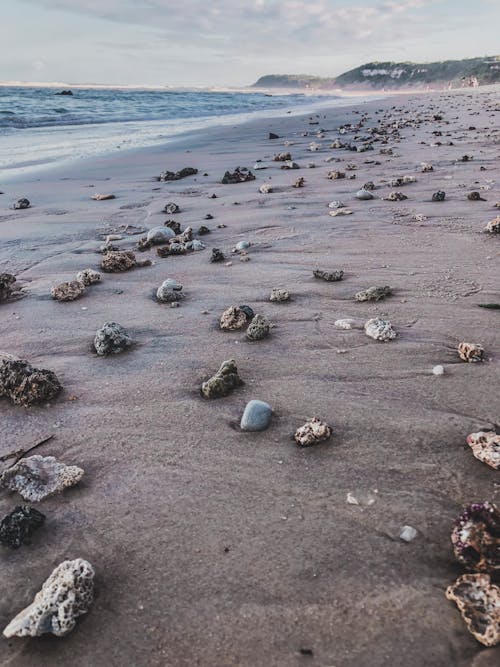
[
  {"xmin": 146, "ymin": 226, "xmax": 176, "ymax": 244},
  {"xmin": 239, "ymin": 305, "xmax": 254, "ymax": 319},
  {"xmin": 94, "ymin": 322, "xmax": 132, "ymax": 355},
  {"xmin": 466, "ymin": 432, "xmax": 500, "ymax": 470},
  {"xmin": 159, "ymin": 167, "xmax": 197, "ymax": 181},
  {"xmin": 101, "ymin": 250, "xmax": 150, "ymax": 273},
  {"xmin": 221, "ymin": 167, "xmax": 255, "ymax": 184},
  {"xmin": 327, "ymin": 170, "xmax": 345, "ymax": 180},
  {"xmin": 334, "ymin": 318, "xmax": 358, "ymax": 330},
  {"xmin": 485, "ymin": 216, "xmax": 500, "ymax": 234},
  {"xmin": 0, "ymin": 359, "xmax": 62, "ymax": 406},
  {"xmin": 156, "ymin": 279, "xmax": 184, "ymax": 303},
  {"xmin": 259, "ymin": 184, "xmax": 273, "ymax": 194},
  {"xmin": 294, "ymin": 417, "xmax": 332, "ymax": 446},
  {"xmin": 445, "ymin": 573, "xmax": 500, "ymax": 647},
  {"xmin": 354, "ymin": 286, "xmax": 392, "ymax": 302},
  {"xmin": 240, "ymin": 400, "xmax": 272, "ymax": 431},
  {"xmin": 432, "ymin": 365, "xmax": 445, "ymax": 376},
  {"xmin": 273, "ymin": 152, "xmax": 292, "ymax": 162},
  {"xmin": 197, "ymin": 225, "xmax": 211, "ymax": 235},
  {"xmin": 235, "ymin": 241, "xmax": 251, "ymax": 251},
  {"xmin": 451, "ymin": 502, "xmax": 500, "ymax": 573},
  {"xmin": 355, "ymin": 189, "xmax": 374, "ymax": 200},
  {"xmin": 220, "ymin": 306, "xmax": 247, "ymax": 331},
  {"xmin": 13, "ymin": 198, "xmax": 31, "ymax": 210},
  {"xmin": 0, "ymin": 455, "xmax": 83, "ymax": 501},
  {"xmin": 164, "ymin": 202, "xmax": 180, "ymax": 215},
  {"xmin": 364, "ymin": 317, "xmax": 397, "ymax": 341},
  {"xmin": 246, "ymin": 314, "xmax": 270, "ymax": 341},
  {"xmin": 421, "ymin": 162, "xmax": 433, "ymax": 172},
  {"xmin": 75, "ymin": 268, "xmax": 101, "ymax": 286},
  {"xmin": 328, "ymin": 200, "xmax": 346, "ymax": 209},
  {"xmin": 292, "ymin": 177, "xmax": 305, "ymax": 188},
  {"xmin": 280, "ymin": 161, "xmax": 299, "ymax": 170},
  {"xmin": 201, "ymin": 359, "xmax": 243, "ymax": 399},
  {"xmin": 313, "ymin": 269, "xmax": 344, "ymax": 282},
  {"xmin": 0, "ymin": 273, "xmax": 17, "ymax": 302},
  {"xmin": 51, "ymin": 280, "xmax": 86, "ymax": 302},
  {"xmin": 0, "ymin": 506, "xmax": 45, "ymax": 549},
  {"xmin": 384, "ymin": 191, "xmax": 407, "ymax": 201},
  {"xmin": 399, "ymin": 525, "xmax": 418, "ymax": 542},
  {"xmin": 329, "ymin": 208, "xmax": 353, "ymax": 216},
  {"xmin": 432, "ymin": 191, "xmax": 446, "ymax": 202},
  {"xmin": 210, "ymin": 248, "xmax": 225, "ymax": 263},
  {"xmin": 268, "ymin": 132, "xmax": 279, "ymax": 140},
  {"xmin": 457, "ymin": 342, "xmax": 484, "ymax": 363},
  {"xmin": 270, "ymin": 288, "xmax": 290, "ymax": 303},
  {"xmin": 468, "ymin": 191, "xmax": 486, "ymax": 201},
  {"xmin": 91, "ymin": 193, "xmax": 115, "ymax": 201}
]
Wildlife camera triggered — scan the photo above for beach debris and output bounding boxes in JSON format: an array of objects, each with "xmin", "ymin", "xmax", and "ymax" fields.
[
  {"xmin": 268, "ymin": 132, "xmax": 279, "ymax": 140},
  {"xmin": 91, "ymin": 193, "xmax": 115, "ymax": 201},
  {"xmin": 432, "ymin": 191, "xmax": 446, "ymax": 202},
  {"xmin": 270, "ymin": 288, "xmax": 290, "ymax": 303},
  {"xmin": 329, "ymin": 208, "xmax": 353, "ymax": 216},
  {"xmin": 0, "ymin": 455, "xmax": 83, "ymax": 501},
  {"xmin": 210, "ymin": 248, "xmax": 225, "ymax": 263},
  {"xmin": 485, "ymin": 216, "xmax": 500, "ymax": 234},
  {"xmin": 94, "ymin": 322, "xmax": 132, "ymax": 356},
  {"xmin": 220, "ymin": 306, "xmax": 248, "ymax": 331},
  {"xmin": 259, "ymin": 184, "xmax": 273, "ymax": 194},
  {"xmin": 384, "ymin": 191, "xmax": 407, "ymax": 201},
  {"xmin": 421, "ymin": 162, "xmax": 433, "ymax": 172},
  {"xmin": 159, "ymin": 167, "xmax": 198, "ymax": 181},
  {"xmin": 451, "ymin": 502, "xmax": 500, "ymax": 573},
  {"xmin": 0, "ymin": 359, "xmax": 62, "ymax": 407},
  {"xmin": 294, "ymin": 418, "xmax": 332, "ymax": 447},
  {"xmin": 458, "ymin": 342, "xmax": 484, "ymax": 363},
  {"xmin": 468, "ymin": 191, "xmax": 486, "ymax": 201},
  {"xmin": 146, "ymin": 226, "xmax": 176, "ymax": 245},
  {"xmin": 197, "ymin": 225, "xmax": 210, "ymax": 235},
  {"xmin": 313, "ymin": 269, "xmax": 344, "ymax": 282},
  {"xmin": 163, "ymin": 202, "xmax": 180, "ymax": 214},
  {"xmin": 460, "ymin": 154, "xmax": 473, "ymax": 162},
  {"xmin": 273, "ymin": 152, "xmax": 292, "ymax": 162},
  {"xmin": 309, "ymin": 142, "xmax": 321, "ymax": 151},
  {"xmin": 293, "ymin": 177, "xmax": 305, "ymax": 188},
  {"xmin": 354, "ymin": 285, "xmax": 392, "ymax": 302},
  {"xmin": 334, "ymin": 318, "xmax": 358, "ymax": 330},
  {"xmin": 355, "ymin": 189, "xmax": 374, "ymax": 200},
  {"xmin": 75, "ymin": 268, "xmax": 101, "ymax": 286},
  {"xmin": 51, "ymin": 280, "xmax": 86, "ymax": 302},
  {"xmin": 280, "ymin": 161, "xmax": 299, "ymax": 170},
  {"xmin": 246, "ymin": 314, "xmax": 271, "ymax": 341},
  {"xmin": 0, "ymin": 506, "xmax": 45, "ymax": 549},
  {"xmin": 165, "ymin": 220, "xmax": 181, "ymax": 234},
  {"xmin": 445, "ymin": 573, "xmax": 500, "ymax": 647},
  {"xmin": 240, "ymin": 400, "xmax": 272, "ymax": 432},
  {"xmin": 346, "ymin": 163, "xmax": 357, "ymax": 170},
  {"xmin": 390, "ymin": 176, "xmax": 416, "ymax": 187},
  {"xmin": 399, "ymin": 526, "xmax": 418, "ymax": 542},
  {"xmin": 466, "ymin": 432, "xmax": 500, "ymax": 470},
  {"xmin": 477, "ymin": 303, "xmax": 500, "ymax": 310},
  {"xmin": 0, "ymin": 273, "xmax": 17, "ymax": 302},
  {"xmin": 330, "ymin": 139, "xmax": 344, "ymax": 149},
  {"xmin": 432, "ymin": 365, "xmax": 445, "ymax": 376},
  {"xmin": 3, "ymin": 559, "xmax": 94, "ymax": 638},
  {"xmin": 364, "ymin": 317, "xmax": 397, "ymax": 341},
  {"xmin": 201, "ymin": 359, "xmax": 243, "ymax": 399},
  {"xmin": 328, "ymin": 200, "xmax": 345, "ymax": 209},
  {"xmin": 101, "ymin": 250, "xmax": 150, "ymax": 272},
  {"xmin": 13, "ymin": 198, "xmax": 30, "ymax": 210},
  {"xmin": 156, "ymin": 279, "xmax": 184, "ymax": 304},
  {"xmin": 221, "ymin": 167, "xmax": 255, "ymax": 184},
  {"xmin": 327, "ymin": 170, "xmax": 345, "ymax": 180}
]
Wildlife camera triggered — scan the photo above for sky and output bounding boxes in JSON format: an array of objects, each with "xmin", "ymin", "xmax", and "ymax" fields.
[{"xmin": 1, "ymin": 0, "xmax": 499, "ymax": 87}]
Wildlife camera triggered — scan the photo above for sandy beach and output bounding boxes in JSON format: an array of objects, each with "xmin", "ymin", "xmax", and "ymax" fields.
[{"xmin": 0, "ymin": 86, "xmax": 499, "ymax": 666}]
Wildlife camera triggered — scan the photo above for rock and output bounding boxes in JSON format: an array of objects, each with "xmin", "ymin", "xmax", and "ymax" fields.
[
  {"xmin": 165, "ymin": 220, "xmax": 182, "ymax": 234},
  {"xmin": 313, "ymin": 269, "xmax": 344, "ymax": 282},
  {"xmin": 0, "ymin": 273, "xmax": 17, "ymax": 302},
  {"xmin": 468, "ymin": 191, "xmax": 486, "ymax": 201},
  {"xmin": 268, "ymin": 132, "xmax": 279, "ymax": 140},
  {"xmin": 163, "ymin": 202, "xmax": 180, "ymax": 214},
  {"xmin": 246, "ymin": 314, "xmax": 270, "ymax": 341},
  {"xmin": 390, "ymin": 176, "xmax": 416, "ymax": 186},
  {"xmin": 221, "ymin": 167, "xmax": 255, "ymax": 184},
  {"xmin": 432, "ymin": 191, "xmax": 446, "ymax": 202},
  {"xmin": 210, "ymin": 248, "xmax": 225, "ymax": 263},
  {"xmin": 51, "ymin": 280, "xmax": 86, "ymax": 302},
  {"xmin": 355, "ymin": 189, "xmax": 374, "ymax": 200},
  {"xmin": 197, "ymin": 225, "xmax": 210, "ymax": 235},
  {"xmin": 329, "ymin": 209, "xmax": 353, "ymax": 217},
  {"xmin": 0, "ymin": 455, "xmax": 83, "ymax": 501},
  {"xmin": 399, "ymin": 526, "xmax": 418, "ymax": 542},
  {"xmin": 0, "ymin": 359, "xmax": 62, "ymax": 406},
  {"xmin": 240, "ymin": 400, "xmax": 272, "ymax": 431},
  {"xmin": 91, "ymin": 193, "xmax": 115, "ymax": 201},
  {"xmin": 354, "ymin": 285, "xmax": 392, "ymax": 302},
  {"xmin": 334, "ymin": 318, "xmax": 358, "ymax": 330},
  {"xmin": 294, "ymin": 417, "xmax": 332, "ymax": 447},
  {"xmin": 445, "ymin": 573, "xmax": 500, "ymax": 647},
  {"xmin": 239, "ymin": 305, "xmax": 254, "ymax": 319},
  {"xmin": 234, "ymin": 241, "xmax": 251, "ymax": 252},
  {"xmin": 220, "ymin": 306, "xmax": 247, "ymax": 331},
  {"xmin": 485, "ymin": 216, "xmax": 500, "ymax": 233},
  {"xmin": 421, "ymin": 162, "xmax": 433, "ymax": 172},
  {"xmin": 458, "ymin": 342, "xmax": 484, "ymax": 363},
  {"xmin": 101, "ymin": 250, "xmax": 150, "ymax": 272},
  {"xmin": 293, "ymin": 177, "xmax": 305, "ymax": 188},
  {"xmin": 451, "ymin": 502, "xmax": 500, "ymax": 573},
  {"xmin": 13, "ymin": 198, "xmax": 30, "ymax": 210},
  {"xmin": 270, "ymin": 288, "xmax": 290, "ymax": 303},
  {"xmin": 466, "ymin": 432, "xmax": 500, "ymax": 470},
  {"xmin": 253, "ymin": 162, "xmax": 267, "ymax": 170},
  {"xmin": 280, "ymin": 161, "xmax": 299, "ymax": 170},
  {"xmin": 3, "ymin": 559, "xmax": 94, "ymax": 638},
  {"xmin": 384, "ymin": 191, "xmax": 407, "ymax": 201},
  {"xmin": 159, "ymin": 167, "xmax": 198, "ymax": 181},
  {"xmin": 327, "ymin": 170, "xmax": 345, "ymax": 180},
  {"xmin": 189, "ymin": 239, "xmax": 205, "ymax": 251},
  {"xmin": 259, "ymin": 184, "xmax": 273, "ymax": 194},
  {"xmin": 363, "ymin": 181, "xmax": 375, "ymax": 191},
  {"xmin": 364, "ymin": 317, "xmax": 397, "ymax": 341},
  {"xmin": 156, "ymin": 279, "xmax": 184, "ymax": 303},
  {"xmin": 55, "ymin": 90, "xmax": 73, "ymax": 96},
  {"xmin": 94, "ymin": 322, "xmax": 132, "ymax": 356},
  {"xmin": 75, "ymin": 268, "xmax": 101, "ymax": 286},
  {"xmin": 0, "ymin": 506, "xmax": 45, "ymax": 549},
  {"xmin": 201, "ymin": 359, "xmax": 243, "ymax": 399},
  {"xmin": 432, "ymin": 365, "xmax": 445, "ymax": 376},
  {"xmin": 146, "ymin": 226, "xmax": 176, "ymax": 245},
  {"xmin": 309, "ymin": 142, "xmax": 321, "ymax": 151},
  {"xmin": 328, "ymin": 200, "xmax": 346, "ymax": 209},
  {"xmin": 273, "ymin": 152, "xmax": 292, "ymax": 162}
]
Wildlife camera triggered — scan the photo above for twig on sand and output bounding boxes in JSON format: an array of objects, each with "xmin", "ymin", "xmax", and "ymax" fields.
[{"xmin": 0, "ymin": 434, "xmax": 55, "ymax": 468}]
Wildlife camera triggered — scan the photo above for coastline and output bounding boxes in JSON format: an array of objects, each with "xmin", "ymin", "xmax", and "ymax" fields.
[{"xmin": 0, "ymin": 87, "xmax": 499, "ymax": 666}]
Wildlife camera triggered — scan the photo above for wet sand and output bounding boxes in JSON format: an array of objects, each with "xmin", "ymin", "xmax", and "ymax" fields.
[{"xmin": 0, "ymin": 87, "xmax": 499, "ymax": 666}]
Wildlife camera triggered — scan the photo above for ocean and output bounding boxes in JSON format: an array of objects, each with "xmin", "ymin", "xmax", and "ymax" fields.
[{"xmin": 0, "ymin": 86, "xmax": 357, "ymax": 178}]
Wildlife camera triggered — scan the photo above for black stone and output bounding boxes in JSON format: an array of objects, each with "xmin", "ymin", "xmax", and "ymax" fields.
[{"xmin": 0, "ymin": 506, "xmax": 45, "ymax": 549}]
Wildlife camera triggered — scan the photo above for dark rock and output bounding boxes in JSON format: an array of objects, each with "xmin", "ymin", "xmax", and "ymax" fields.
[
  {"xmin": 0, "ymin": 273, "xmax": 17, "ymax": 302},
  {"xmin": 467, "ymin": 191, "xmax": 486, "ymax": 201},
  {"xmin": 221, "ymin": 168, "xmax": 255, "ymax": 184},
  {"xmin": 13, "ymin": 198, "xmax": 30, "ymax": 210},
  {"xmin": 239, "ymin": 305, "xmax": 254, "ymax": 320},
  {"xmin": 163, "ymin": 202, "xmax": 180, "ymax": 214},
  {"xmin": 268, "ymin": 132, "xmax": 280, "ymax": 139},
  {"xmin": 432, "ymin": 191, "xmax": 446, "ymax": 202},
  {"xmin": 55, "ymin": 90, "xmax": 73, "ymax": 96},
  {"xmin": 0, "ymin": 506, "xmax": 45, "ymax": 549},
  {"xmin": 0, "ymin": 359, "xmax": 62, "ymax": 407},
  {"xmin": 204, "ymin": 214, "xmax": 214, "ymax": 220},
  {"xmin": 210, "ymin": 248, "xmax": 225, "ymax": 263},
  {"xmin": 94, "ymin": 322, "xmax": 133, "ymax": 356},
  {"xmin": 197, "ymin": 225, "xmax": 210, "ymax": 235},
  {"xmin": 313, "ymin": 269, "xmax": 344, "ymax": 282},
  {"xmin": 201, "ymin": 359, "xmax": 243, "ymax": 399},
  {"xmin": 159, "ymin": 167, "xmax": 198, "ymax": 181},
  {"xmin": 165, "ymin": 220, "xmax": 181, "ymax": 234}
]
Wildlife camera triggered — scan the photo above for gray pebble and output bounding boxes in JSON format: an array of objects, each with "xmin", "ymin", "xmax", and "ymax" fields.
[{"xmin": 240, "ymin": 400, "xmax": 272, "ymax": 431}]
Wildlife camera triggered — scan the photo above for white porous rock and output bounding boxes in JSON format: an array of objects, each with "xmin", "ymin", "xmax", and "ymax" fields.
[
  {"xmin": 0, "ymin": 455, "xmax": 84, "ymax": 502},
  {"xmin": 364, "ymin": 317, "xmax": 397, "ymax": 341},
  {"xmin": 328, "ymin": 200, "xmax": 346, "ymax": 209},
  {"xmin": 259, "ymin": 184, "xmax": 273, "ymax": 194},
  {"xmin": 334, "ymin": 318, "xmax": 359, "ymax": 330},
  {"xmin": 3, "ymin": 559, "xmax": 94, "ymax": 638},
  {"xmin": 432, "ymin": 365, "xmax": 445, "ymax": 376},
  {"xmin": 146, "ymin": 226, "xmax": 176, "ymax": 244},
  {"xmin": 399, "ymin": 526, "xmax": 418, "ymax": 542},
  {"xmin": 75, "ymin": 268, "xmax": 101, "ymax": 286}
]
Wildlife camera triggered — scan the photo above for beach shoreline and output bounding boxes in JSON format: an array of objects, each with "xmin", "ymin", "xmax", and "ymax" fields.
[{"xmin": 0, "ymin": 86, "xmax": 499, "ymax": 666}]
